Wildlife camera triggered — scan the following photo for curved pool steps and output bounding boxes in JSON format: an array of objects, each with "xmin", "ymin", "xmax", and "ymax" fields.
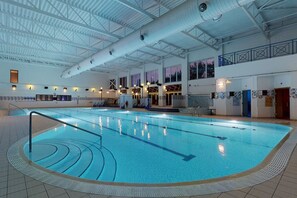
[
  {"xmin": 24, "ymin": 138, "xmax": 117, "ymax": 182},
  {"xmin": 47, "ymin": 142, "xmax": 82, "ymax": 173},
  {"xmin": 27, "ymin": 142, "xmax": 70, "ymax": 167}
]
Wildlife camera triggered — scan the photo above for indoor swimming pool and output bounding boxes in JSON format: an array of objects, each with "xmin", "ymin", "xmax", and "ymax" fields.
[{"xmin": 21, "ymin": 108, "xmax": 291, "ymax": 184}]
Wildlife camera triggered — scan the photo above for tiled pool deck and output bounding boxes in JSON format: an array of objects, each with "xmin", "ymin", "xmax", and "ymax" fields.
[{"xmin": 0, "ymin": 114, "xmax": 297, "ymax": 198}]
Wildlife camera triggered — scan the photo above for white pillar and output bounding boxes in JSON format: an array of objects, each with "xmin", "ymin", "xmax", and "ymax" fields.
[{"xmin": 159, "ymin": 59, "xmax": 165, "ymax": 106}]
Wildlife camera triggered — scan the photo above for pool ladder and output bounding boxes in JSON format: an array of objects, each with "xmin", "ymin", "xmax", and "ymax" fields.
[{"xmin": 29, "ymin": 111, "xmax": 103, "ymax": 153}]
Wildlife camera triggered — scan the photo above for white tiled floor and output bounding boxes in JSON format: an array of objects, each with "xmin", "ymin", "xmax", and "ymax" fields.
[{"xmin": 0, "ymin": 115, "xmax": 296, "ymax": 198}]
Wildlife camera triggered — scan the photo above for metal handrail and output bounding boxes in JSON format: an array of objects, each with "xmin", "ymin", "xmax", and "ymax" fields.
[
  {"xmin": 8, "ymin": 103, "xmax": 28, "ymax": 115},
  {"xmin": 29, "ymin": 111, "xmax": 102, "ymax": 152}
]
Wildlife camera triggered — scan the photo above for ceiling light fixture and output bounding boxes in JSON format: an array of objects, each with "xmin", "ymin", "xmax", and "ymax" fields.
[{"xmin": 12, "ymin": 85, "xmax": 17, "ymax": 91}]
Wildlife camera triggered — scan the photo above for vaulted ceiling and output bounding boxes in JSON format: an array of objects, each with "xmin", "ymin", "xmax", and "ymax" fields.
[{"xmin": 0, "ymin": 0, "xmax": 296, "ymax": 73}]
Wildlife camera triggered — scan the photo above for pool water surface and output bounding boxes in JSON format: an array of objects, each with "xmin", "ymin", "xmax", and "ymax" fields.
[{"xmin": 23, "ymin": 108, "xmax": 291, "ymax": 184}]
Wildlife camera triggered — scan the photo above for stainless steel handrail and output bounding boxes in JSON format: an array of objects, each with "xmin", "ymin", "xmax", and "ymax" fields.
[
  {"xmin": 29, "ymin": 111, "xmax": 102, "ymax": 152},
  {"xmin": 8, "ymin": 103, "xmax": 28, "ymax": 115}
]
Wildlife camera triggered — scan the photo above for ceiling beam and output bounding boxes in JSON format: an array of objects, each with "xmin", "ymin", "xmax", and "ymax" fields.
[
  {"xmin": 259, "ymin": 0, "xmax": 286, "ymax": 10},
  {"xmin": 146, "ymin": 46, "xmax": 185, "ymax": 59},
  {"xmin": 0, "ymin": 30, "xmax": 84, "ymax": 59},
  {"xmin": 114, "ymin": 0, "xmax": 157, "ymax": 19},
  {"xmin": 0, "ymin": 53, "xmax": 71, "ymax": 68},
  {"xmin": 0, "ymin": 0, "xmax": 121, "ymax": 39},
  {"xmin": 114, "ymin": 0, "xmax": 186, "ymax": 53},
  {"xmin": 56, "ymin": 0, "xmax": 136, "ymax": 30},
  {"xmin": 0, "ymin": 23, "xmax": 97, "ymax": 52},
  {"xmin": 0, "ymin": 10, "xmax": 112, "ymax": 44},
  {"xmin": 0, "ymin": 41, "xmax": 83, "ymax": 60},
  {"xmin": 263, "ymin": 12, "xmax": 297, "ymax": 25},
  {"xmin": 258, "ymin": 0, "xmax": 274, "ymax": 10},
  {"xmin": 137, "ymin": 49, "xmax": 161, "ymax": 59},
  {"xmin": 124, "ymin": 55, "xmax": 161, "ymax": 65},
  {"xmin": 242, "ymin": 2, "xmax": 269, "ymax": 39},
  {"xmin": 181, "ymin": 25, "xmax": 219, "ymax": 50}
]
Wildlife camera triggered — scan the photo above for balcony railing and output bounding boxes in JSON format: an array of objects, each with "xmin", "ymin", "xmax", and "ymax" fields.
[{"xmin": 219, "ymin": 38, "xmax": 297, "ymax": 66}]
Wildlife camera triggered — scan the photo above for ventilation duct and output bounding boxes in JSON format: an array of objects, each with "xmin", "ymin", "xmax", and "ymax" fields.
[{"xmin": 61, "ymin": 0, "xmax": 255, "ymax": 78}]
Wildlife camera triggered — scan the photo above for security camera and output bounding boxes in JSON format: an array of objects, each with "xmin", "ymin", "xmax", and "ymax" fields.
[
  {"xmin": 199, "ymin": 2, "xmax": 207, "ymax": 12},
  {"xmin": 109, "ymin": 50, "xmax": 113, "ymax": 55},
  {"xmin": 90, "ymin": 59, "xmax": 94, "ymax": 64}
]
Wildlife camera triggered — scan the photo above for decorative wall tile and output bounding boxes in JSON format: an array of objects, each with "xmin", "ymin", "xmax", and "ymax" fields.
[
  {"xmin": 218, "ymin": 92, "xmax": 225, "ymax": 99},
  {"xmin": 268, "ymin": 90, "xmax": 275, "ymax": 97},
  {"xmin": 234, "ymin": 91, "xmax": 241, "ymax": 99},
  {"xmin": 291, "ymin": 88, "xmax": 297, "ymax": 98},
  {"xmin": 252, "ymin": 90, "xmax": 258, "ymax": 98}
]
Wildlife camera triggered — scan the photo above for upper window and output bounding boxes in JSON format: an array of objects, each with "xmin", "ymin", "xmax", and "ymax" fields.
[
  {"xmin": 164, "ymin": 65, "xmax": 181, "ymax": 83},
  {"xmin": 189, "ymin": 62, "xmax": 197, "ymax": 80},
  {"xmin": 119, "ymin": 77, "xmax": 127, "ymax": 88},
  {"xmin": 145, "ymin": 70, "xmax": 159, "ymax": 84},
  {"xmin": 10, "ymin": 70, "xmax": 19, "ymax": 83},
  {"xmin": 131, "ymin": 73, "xmax": 141, "ymax": 86},
  {"xmin": 189, "ymin": 58, "xmax": 214, "ymax": 80}
]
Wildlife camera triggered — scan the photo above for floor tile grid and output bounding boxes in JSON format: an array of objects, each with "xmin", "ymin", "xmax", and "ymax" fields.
[{"xmin": 1, "ymin": 116, "xmax": 297, "ymax": 198}]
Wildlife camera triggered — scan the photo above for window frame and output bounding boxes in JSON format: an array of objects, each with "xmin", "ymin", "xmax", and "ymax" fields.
[
  {"xmin": 164, "ymin": 65, "xmax": 182, "ymax": 83},
  {"xmin": 188, "ymin": 58, "xmax": 215, "ymax": 80},
  {"xmin": 131, "ymin": 73, "xmax": 141, "ymax": 86},
  {"xmin": 145, "ymin": 69, "xmax": 159, "ymax": 84},
  {"xmin": 10, "ymin": 70, "xmax": 19, "ymax": 83}
]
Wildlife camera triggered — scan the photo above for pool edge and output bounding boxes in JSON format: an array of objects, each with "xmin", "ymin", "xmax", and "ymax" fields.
[{"xmin": 7, "ymin": 120, "xmax": 297, "ymax": 197}]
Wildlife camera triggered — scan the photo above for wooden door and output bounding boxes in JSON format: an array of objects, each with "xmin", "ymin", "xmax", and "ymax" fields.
[{"xmin": 275, "ymin": 88, "xmax": 290, "ymax": 119}]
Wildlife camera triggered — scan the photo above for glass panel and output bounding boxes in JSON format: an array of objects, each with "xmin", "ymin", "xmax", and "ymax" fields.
[
  {"xmin": 171, "ymin": 66, "xmax": 177, "ymax": 82},
  {"xmin": 131, "ymin": 73, "xmax": 141, "ymax": 86},
  {"xmin": 120, "ymin": 77, "xmax": 127, "ymax": 87},
  {"xmin": 198, "ymin": 61, "xmax": 206, "ymax": 79},
  {"xmin": 165, "ymin": 68, "xmax": 171, "ymax": 83},
  {"xmin": 176, "ymin": 65, "xmax": 182, "ymax": 82},
  {"xmin": 189, "ymin": 62, "xmax": 197, "ymax": 80},
  {"xmin": 152, "ymin": 70, "xmax": 158, "ymax": 84},
  {"xmin": 206, "ymin": 59, "xmax": 215, "ymax": 78},
  {"xmin": 146, "ymin": 70, "xmax": 158, "ymax": 84}
]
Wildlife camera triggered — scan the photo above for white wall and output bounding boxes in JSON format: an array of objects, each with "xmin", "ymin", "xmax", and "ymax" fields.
[
  {"xmin": 215, "ymin": 54, "xmax": 297, "ymax": 119},
  {"xmin": 188, "ymin": 78, "xmax": 216, "ymax": 95},
  {"xmin": 0, "ymin": 62, "xmax": 110, "ymax": 109},
  {"xmin": 256, "ymin": 76, "xmax": 274, "ymax": 118}
]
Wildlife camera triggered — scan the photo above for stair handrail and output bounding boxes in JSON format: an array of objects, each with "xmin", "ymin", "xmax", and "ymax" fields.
[
  {"xmin": 8, "ymin": 103, "xmax": 28, "ymax": 115},
  {"xmin": 29, "ymin": 111, "xmax": 102, "ymax": 152}
]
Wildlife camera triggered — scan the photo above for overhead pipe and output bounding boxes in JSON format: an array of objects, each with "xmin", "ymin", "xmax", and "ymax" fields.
[{"xmin": 61, "ymin": 0, "xmax": 255, "ymax": 78}]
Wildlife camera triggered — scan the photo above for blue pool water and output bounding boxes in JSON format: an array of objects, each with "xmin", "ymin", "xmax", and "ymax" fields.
[{"xmin": 23, "ymin": 108, "xmax": 291, "ymax": 184}]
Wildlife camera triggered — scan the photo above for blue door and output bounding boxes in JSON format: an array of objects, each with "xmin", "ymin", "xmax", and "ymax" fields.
[{"xmin": 242, "ymin": 90, "xmax": 251, "ymax": 117}]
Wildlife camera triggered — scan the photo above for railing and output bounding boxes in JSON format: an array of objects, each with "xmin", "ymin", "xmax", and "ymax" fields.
[
  {"xmin": 219, "ymin": 38, "xmax": 297, "ymax": 66},
  {"xmin": 29, "ymin": 111, "xmax": 103, "ymax": 152},
  {"xmin": 8, "ymin": 103, "xmax": 28, "ymax": 115}
]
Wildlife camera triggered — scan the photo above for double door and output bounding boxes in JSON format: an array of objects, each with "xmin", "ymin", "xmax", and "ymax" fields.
[{"xmin": 165, "ymin": 92, "xmax": 181, "ymax": 106}]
